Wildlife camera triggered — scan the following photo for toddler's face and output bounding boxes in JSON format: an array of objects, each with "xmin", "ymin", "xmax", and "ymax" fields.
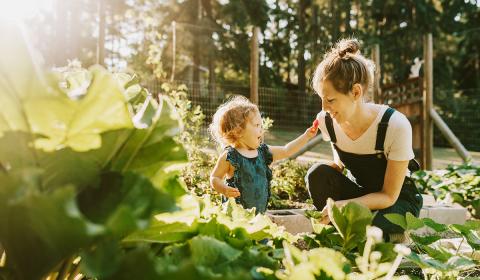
[{"xmin": 239, "ymin": 111, "xmax": 263, "ymax": 150}]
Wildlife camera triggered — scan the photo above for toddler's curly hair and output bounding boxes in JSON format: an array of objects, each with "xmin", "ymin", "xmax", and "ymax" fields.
[{"xmin": 209, "ymin": 95, "xmax": 259, "ymax": 147}]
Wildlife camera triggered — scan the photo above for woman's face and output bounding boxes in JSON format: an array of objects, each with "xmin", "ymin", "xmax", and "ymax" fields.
[{"xmin": 318, "ymin": 80, "xmax": 357, "ymax": 124}]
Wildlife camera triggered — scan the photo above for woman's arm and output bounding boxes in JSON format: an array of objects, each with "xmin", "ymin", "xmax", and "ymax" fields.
[
  {"xmin": 210, "ymin": 152, "xmax": 241, "ymax": 198},
  {"xmin": 336, "ymin": 159, "xmax": 409, "ymax": 209},
  {"xmin": 269, "ymin": 127, "xmax": 318, "ymax": 161}
]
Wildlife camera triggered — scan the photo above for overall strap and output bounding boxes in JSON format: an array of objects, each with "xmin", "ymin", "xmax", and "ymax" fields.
[
  {"xmin": 325, "ymin": 113, "xmax": 337, "ymax": 143},
  {"xmin": 375, "ymin": 107, "xmax": 396, "ymax": 151}
]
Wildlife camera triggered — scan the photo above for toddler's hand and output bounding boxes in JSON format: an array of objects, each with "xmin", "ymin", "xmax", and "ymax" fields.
[
  {"xmin": 306, "ymin": 119, "xmax": 319, "ymax": 138},
  {"xmin": 223, "ymin": 186, "xmax": 241, "ymax": 198}
]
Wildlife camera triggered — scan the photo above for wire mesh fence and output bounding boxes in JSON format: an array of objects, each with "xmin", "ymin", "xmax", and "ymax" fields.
[
  {"xmin": 146, "ymin": 79, "xmax": 321, "ymax": 136},
  {"xmin": 146, "ymin": 77, "xmax": 480, "ymax": 152},
  {"xmin": 434, "ymin": 88, "xmax": 480, "ymax": 151}
]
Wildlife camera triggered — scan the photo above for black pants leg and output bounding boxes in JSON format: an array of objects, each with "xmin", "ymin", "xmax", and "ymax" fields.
[
  {"xmin": 372, "ymin": 178, "xmax": 423, "ymax": 236},
  {"xmin": 305, "ymin": 163, "xmax": 367, "ymax": 210},
  {"xmin": 305, "ymin": 163, "xmax": 423, "ymax": 237}
]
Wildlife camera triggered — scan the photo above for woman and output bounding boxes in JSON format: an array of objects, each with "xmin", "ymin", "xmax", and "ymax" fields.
[{"xmin": 307, "ymin": 38, "xmax": 423, "ymax": 241}]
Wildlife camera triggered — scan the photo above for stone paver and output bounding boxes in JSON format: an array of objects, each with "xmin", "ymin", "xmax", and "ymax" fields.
[{"xmin": 267, "ymin": 195, "xmax": 468, "ymax": 235}]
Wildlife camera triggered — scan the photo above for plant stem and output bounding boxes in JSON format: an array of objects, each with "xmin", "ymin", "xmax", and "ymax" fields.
[
  {"xmin": 455, "ymin": 237, "xmax": 465, "ymax": 256},
  {"xmin": 384, "ymin": 254, "xmax": 403, "ymax": 280}
]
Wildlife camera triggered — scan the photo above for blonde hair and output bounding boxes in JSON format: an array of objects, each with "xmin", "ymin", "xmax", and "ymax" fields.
[
  {"xmin": 312, "ymin": 38, "xmax": 375, "ymax": 95},
  {"xmin": 209, "ymin": 95, "xmax": 259, "ymax": 147}
]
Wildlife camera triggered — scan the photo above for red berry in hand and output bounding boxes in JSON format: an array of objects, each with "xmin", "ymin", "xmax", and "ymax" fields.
[{"xmin": 310, "ymin": 119, "xmax": 319, "ymax": 132}]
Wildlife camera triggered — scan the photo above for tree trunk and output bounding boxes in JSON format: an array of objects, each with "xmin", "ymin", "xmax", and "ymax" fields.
[
  {"xmin": 192, "ymin": 0, "xmax": 201, "ymax": 84},
  {"xmin": 344, "ymin": 2, "xmax": 351, "ymax": 34},
  {"xmin": 297, "ymin": 0, "xmax": 306, "ymax": 92},
  {"xmin": 97, "ymin": 0, "xmax": 106, "ymax": 66},
  {"xmin": 54, "ymin": 0, "xmax": 68, "ymax": 66},
  {"xmin": 330, "ymin": 0, "xmax": 339, "ymax": 42}
]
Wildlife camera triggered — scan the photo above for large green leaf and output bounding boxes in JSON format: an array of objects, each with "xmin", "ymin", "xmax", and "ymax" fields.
[
  {"xmin": 77, "ymin": 171, "xmax": 177, "ymax": 239},
  {"xmin": 422, "ymin": 218, "xmax": 448, "ymax": 232},
  {"xmin": 24, "ymin": 66, "xmax": 133, "ymax": 152},
  {"xmin": 110, "ymin": 96, "xmax": 187, "ymax": 178},
  {"xmin": 449, "ymin": 224, "xmax": 480, "ymax": 250},
  {"xmin": 0, "ymin": 21, "xmax": 45, "ymax": 137},
  {"xmin": 384, "ymin": 213, "xmax": 407, "ymax": 230},
  {"xmin": 101, "ymin": 248, "xmax": 164, "ymax": 280},
  {"xmin": 405, "ymin": 212, "xmax": 424, "ymax": 230},
  {"xmin": 282, "ymin": 242, "xmax": 349, "ymax": 280},
  {"xmin": 407, "ymin": 251, "xmax": 475, "ymax": 273},
  {"xmin": 37, "ymin": 129, "xmax": 132, "ymax": 191},
  {"xmin": 327, "ymin": 199, "xmax": 374, "ymax": 252},
  {"xmin": 410, "ymin": 233, "xmax": 442, "ymax": 245},
  {"xmin": 124, "ymin": 221, "xmax": 198, "ymax": 244},
  {"xmin": 189, "ymin": 236, "xmax": 243, "ymax": 267},
  {"xmin": 0, "ymin": 175, "xmax": 104, "ymax": 280}
]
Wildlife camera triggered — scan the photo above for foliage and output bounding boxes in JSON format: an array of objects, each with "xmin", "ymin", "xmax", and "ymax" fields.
[
  {"xmin": 122, "ymin": 196, "xmax": 295, "ymax": 279},
  {"xmin": 160, "ymin": 82, "xmax": 221, "ymax": 203},
  {"xmin": 0, "ymin": 22, "xmax": 187, "ymax": 279},
  {"xmin": 163, "ymin": 86, "xmax": 314, "ymax": 210},
  {"xmin": 412, "ymin": 162, "xmax": 480, "ymax": 217},
  {"xmin": 269, "ymin": 160, "xmax": 313, "ymax": 210},
  {"xmin": 386, "ymin": 213, "xmax": 480, "ymax": 279}
]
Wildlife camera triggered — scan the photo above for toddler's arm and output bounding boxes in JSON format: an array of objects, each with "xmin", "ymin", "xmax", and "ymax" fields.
[
  {"xmin": 269, "ymin": 121, "xmax": 319, "ymax": 161},
  {"xmin": 210, "ymin": 151, "xmax": 241, "ymax": 198}
]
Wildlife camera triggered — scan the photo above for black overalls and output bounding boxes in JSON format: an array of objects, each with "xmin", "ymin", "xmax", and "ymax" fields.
[{"xmin": 306, "ymin": 108, "xmax": 423, "ymax": 238}]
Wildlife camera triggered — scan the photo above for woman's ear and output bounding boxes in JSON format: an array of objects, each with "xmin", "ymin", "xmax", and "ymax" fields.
[{"xmin": 351, "ymin": 83, "xmax": 363, "ymax": 101}]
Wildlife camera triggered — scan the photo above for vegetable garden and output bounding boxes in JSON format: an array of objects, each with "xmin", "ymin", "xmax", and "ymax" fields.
[{"xmin": 3, "ymin": 22, "xmax": 480, "ymax": 280}]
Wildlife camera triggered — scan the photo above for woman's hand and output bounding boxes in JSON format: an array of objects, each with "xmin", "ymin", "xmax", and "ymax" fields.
[
  {"xmin": 319, "ymin": 205, "xmax": 331, "ymax": 224},
  {"xmin": 319, "ymin": 200, "xmax": 347, "ymax": 224}
]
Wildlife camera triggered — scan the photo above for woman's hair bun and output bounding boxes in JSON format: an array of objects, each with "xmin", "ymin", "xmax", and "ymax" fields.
[{"xmin": 335, "ymin": 38, "xmax": 360, "ymax": 59}]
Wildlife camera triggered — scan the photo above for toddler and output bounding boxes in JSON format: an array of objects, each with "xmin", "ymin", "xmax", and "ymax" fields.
[{"xmin": 209, "ymin": 96, "xmax": 318, "ymax": 213}]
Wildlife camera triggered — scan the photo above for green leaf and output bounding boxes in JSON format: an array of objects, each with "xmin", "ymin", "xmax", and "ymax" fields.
[
  {"xmin": 410, "ymin": 233, "xmax": 441, "ymax": 245},
  {"xmin": 110, "ymin": 96, "xmax": 187, "ymax": 178},
  {"xmin": 406, "ymin": 212, "xmax": 424, "ymax": 230},
  {"xmin": 0, "ymin": 182, "xmax": 104, "ymax": 279},
  {"xmin": 406, "ymin": 251, "xmax": 449, "ymax": 271},
  {"xmin": 420, "ymin": 245, "xmax": 452, "ymax": 262},
  {"xmin": 0, "ymin": 21, "xmax": 46, "ymax": 137},
  {"xmin": 80, "ymin": 240, "xmax": 123, "ymax": 278},
  {"xmin": 384, "ymin": 213, "xmax": 407, "ymax": 230},
  {"xmin": 282, "ymin": 242, "xmax": 349, "ymax": 280},
  {"xmin": 328, "ymin": 199, "xmax": 373, "ymax": 252},
  {"xmin": 101, "ymin": 248, "xmax": 163, "ymax": 280},
  {"xmin": 25, "ymin": 66, "xmax": 133, "ymax": 152},
  {"xmin": 77, "ymin": 171, "xmax": 177, "ymax": 238},
  {"xmin": 445, "ymin": 256, "xmax": 476, "ymax": 271},
  {"xmin": 308, "ymin": 247, "xmax": 350, "ymax": 280},
  {"xmin": 124, "ymin": 221, "xmax": 198, "ymax": 244},
  {"xmin": 189, "ymin": 236, "xmax": 242, "ymax": 267},
  {"xmin": 449, "ymin": 224, "xmax": 480, "ymax": 250},
  {"xmin": 373, "ymin": 243, "xmax": 396, "ymax": 262},
  {"xmin": 422, "ymin": 218, "xmax": 448, "ymax": 232}
]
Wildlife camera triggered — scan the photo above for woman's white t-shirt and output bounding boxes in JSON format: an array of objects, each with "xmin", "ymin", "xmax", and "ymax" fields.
[{"xmin": 316, "ymin": 104, "xmax": 415, "ymax": 169}]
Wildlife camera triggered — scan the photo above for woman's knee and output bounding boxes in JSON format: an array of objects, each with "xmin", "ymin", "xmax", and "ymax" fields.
[
  {"xmin": 305, "ymin": 163, "xmax": 339, "ymax": 207},
  {"xmin": 305, "ymin": 163, "xmax": 338, "ymax": 186}
]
